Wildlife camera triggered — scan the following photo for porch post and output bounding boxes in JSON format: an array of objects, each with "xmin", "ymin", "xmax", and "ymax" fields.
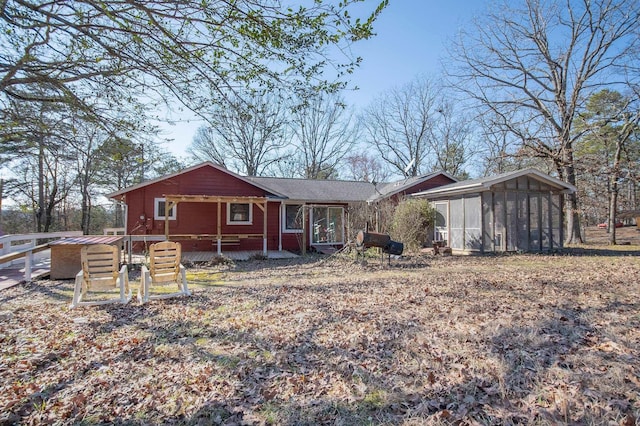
[
  {"xmin": 217, "ymin": 200, "xmax": 222, "ymax": 255},
  {"xmin": 164, "ymin": 202, "xmax": 171, "ymax": 240},
  {"xmin": 278, "ymin": 202, "xmax": 283, "ymax": 251},
  {"xmin": 302, "ymin": 205, "xmax": 307, "ymax": 255},
  {"xmin": 24, "ymin": 249, "xmax": 32, "ymax": 282},
  {"xmin": 263, "ymin": 200, "xmax": 268, "ymax": 255},
  {"xmin": 547, "ymin": 192, "xmax": 553, "ymax": 250}
]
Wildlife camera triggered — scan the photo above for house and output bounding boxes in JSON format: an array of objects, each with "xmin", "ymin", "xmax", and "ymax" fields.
[
  {"xmin": 106, "ymin": 162, "xmax": 457, "ymax": 254},
  {"xmin": 411, "ymin": 168, "xmax": 576, "ymax": 253}
]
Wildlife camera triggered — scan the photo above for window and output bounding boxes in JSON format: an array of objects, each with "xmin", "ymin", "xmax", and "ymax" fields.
[
  {"xmin": 154, "ymin": 198, "xmax": 176, "ymax": 220},
  {"xmin": 311, "ymin": 206, "xmax": 343, "ymax": 244},
  {"xmin": 227, "ymin": 203, "xmax": 252, "ymax": 225},
  {"xmin": 283, "ymin": 204, "xmax": 303, "ymax": 232}
]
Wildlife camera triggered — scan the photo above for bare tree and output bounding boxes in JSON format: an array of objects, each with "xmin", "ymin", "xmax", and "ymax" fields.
[
  {"xmin": 290, "ymin": 94, "xmax": 359, "ymax": 179},
  {"xmin": 476, "ymin": 110, "xmax": 556, "ymax": 176},
  {"xmin": 361, "ymin": 76, "xmax": 476, "ymax": 178},
  {"xmin": 189, "ymin": 127, "xmax": 227, "ymax": 168},
  {"xmin": 449, "ymin": 0, "xmax": 640, "ymax": 244},
  {"xmin": 71, "ymin": 120, "xmax": 175, "ymax": 233},
  {"xmin": 361, "ymin": 75, "xmax": 439, "ymax": 177},
  {"xmin": 427, "ymin": 100, "xmax": 476, "ymax": 179},
  {"xmin": 71, "ymin": 124, "xmax": 105, "ymax": 234},
  {"xmin": 188, "ymin": 92, "xmax": 289, "ymax": 176},
  {"xmin": 607, "ymin": 110, "xmax": 639, "ymax": 244},
  {"xmin": 11, "ymin": 138, "xmax": 75, "ymax": 233},
  {"xmin": 344, "ymin": 151, "xmax": 391, "ymax": 183},
  {"xmin": 476, "ymin": 111, "xmax": 522, "ymax": 176}
]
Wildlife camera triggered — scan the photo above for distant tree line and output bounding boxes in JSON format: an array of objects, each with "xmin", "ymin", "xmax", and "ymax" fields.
[
  {"xmin": 189, "ymin": 79, "xmax": 477, "ymax": 182},
  {"xmin": 2, "ymin": 0, "xmax": 639, "ymax": 247}
]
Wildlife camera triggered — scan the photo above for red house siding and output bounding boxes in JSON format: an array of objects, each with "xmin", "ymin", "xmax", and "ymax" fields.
[
  {"xmin": 407, "ymin": 175, "xmax": 457, "ymax": 194},
  {"xmin": 123, "ymin": 165, "xmax": 281, "ymax": 252},
  {"xmin": 175, "ymin": 166, "xmax": 265, "ymax": 197},
  {"xmin": 388, "ymin": 175, "xmax": 457, "ymax": 202},
  {"xmin": 281, "ymin": 233, "xmax": 302, "ymax": 252},
  {"xmin": 114, "ymin": 164, "xmax": 456, "ymax": 254}
]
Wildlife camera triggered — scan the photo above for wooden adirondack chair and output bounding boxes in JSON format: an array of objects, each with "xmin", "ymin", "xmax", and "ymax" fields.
[
  {"xmin": 70, "ymin": 244, "xmax": 131, "ymax": 308},
  {"xmin": 138, "ymin": 241, "xmax": 191, "ymax": 303}
]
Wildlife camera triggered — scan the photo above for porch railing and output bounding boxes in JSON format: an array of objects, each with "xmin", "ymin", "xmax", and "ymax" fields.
[
  {"xmin": 0, "ymin": 231, "xmax": 268, "ymax": 284},
  {"xmin": 0, "ymin": 231, "xmax": 84, "ymax": 282}
]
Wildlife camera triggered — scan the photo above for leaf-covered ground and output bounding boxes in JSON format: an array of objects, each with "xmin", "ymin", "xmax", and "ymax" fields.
[{"xmin": 1, "ymin": 230, "xmax": 640, "ymax": 425}]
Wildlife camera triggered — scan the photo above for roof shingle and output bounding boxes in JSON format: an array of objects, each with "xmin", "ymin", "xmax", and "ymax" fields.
[{"xmin": 248, "ymin": 176, "xmax": 377, "ymax": 203}]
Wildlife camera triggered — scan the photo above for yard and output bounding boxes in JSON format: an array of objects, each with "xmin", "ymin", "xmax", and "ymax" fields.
[{"xmin": 1, "ymin": 227, "xmax": 639, "ymax": 425}]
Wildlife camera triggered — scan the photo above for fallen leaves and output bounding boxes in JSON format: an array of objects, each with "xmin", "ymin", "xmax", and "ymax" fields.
[{"xmin": 0, "ymin": 252, "xmax": 639, "ymax": 424}]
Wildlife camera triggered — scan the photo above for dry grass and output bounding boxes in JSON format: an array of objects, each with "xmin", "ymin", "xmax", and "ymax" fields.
[{"xmin": 1, "ymin": 228, "xmax": 639, "ymax": 425}]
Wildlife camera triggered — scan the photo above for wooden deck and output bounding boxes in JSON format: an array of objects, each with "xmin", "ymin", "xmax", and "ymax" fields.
[
  {"xmin": 0, "ymin": 249, "xmax": 51, "ymax": 291},
  {"xmin": 183, "ymin": 250, "xmax": 299, "ymax": 262},
  {"xmin": 128, "ymin": 250, "xmax": 299, "ymax": 264},
  {"xmin": 0, "ymin": 249, "xmax": 299, "ymax": 290}
]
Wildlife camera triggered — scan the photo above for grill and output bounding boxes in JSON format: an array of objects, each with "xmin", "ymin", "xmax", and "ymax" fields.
[{"xmin": 355, "ymin": 231, "xmax": 404, "ymax": 257}]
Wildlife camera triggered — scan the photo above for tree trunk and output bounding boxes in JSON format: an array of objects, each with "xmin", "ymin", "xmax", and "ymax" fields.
[
  {"xmin": 565, "ymin": 192, "xmax": 582, "ymax": 245},
  {"xmin": 0, "ymin": 179, "xmax": 3, "ymax": 234},
  {"xmin": 608, "ymin": 143, "xmax": 624, "ymax": 245},
  {"xmin": 36, "ymin": 138, "xmax": 45, "ymax": 233},
  {"xmin": 562, "ymin": 147, "xmax": 583, "ymax": 245},
  {"xmin": 80, "ymin": 169, "xmax": 91, "ymax": 234},
  {"xmin": 115, "ymin": 203, "xmax": 124, "ymax": 228},
  {"xmin": 81, "ymin": 194, "xmax": 91, "ymax": 234},
  {"xmin": 43, "ymin": 182, "xmax": 56, "ymax": 232},
  {"xmin": 608, "ymin": 184, "xmax": 618, "ymax": 245},
  {"xmin": 605, "ymin": 178, "xmax": 611, "ymax": 234}
]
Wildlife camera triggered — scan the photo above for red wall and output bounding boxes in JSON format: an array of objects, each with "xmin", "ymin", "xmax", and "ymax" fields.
[
  {"xmin": 388, "ymin": 174, "xmax": 457, "ymax": 202},
  {"xmin": 124, "ymin": 165, "xmax": 279, "ymax": 252},
  {"xmin": 121, "ymin": 165, "xmax": 456, "ymax": 253},
  {"xmin": 410, "ymin": 174, "xmax": 457, "ymax": 193}
]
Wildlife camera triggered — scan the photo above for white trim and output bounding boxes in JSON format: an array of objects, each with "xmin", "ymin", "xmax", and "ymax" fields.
[
  {"xmin": 412, "ymin": 168, "xmax": 577, "ymax": 198},
  {"xmin": 154, "ymin": 198, "xmax": 176, "ymax": 220},
  {"xmin": 226, "ymin": 202, "xmax": 253, "ymax": 225},
  {"xmin": 483, "ymin": 168, "xmax": 575, "ymax": 192}
]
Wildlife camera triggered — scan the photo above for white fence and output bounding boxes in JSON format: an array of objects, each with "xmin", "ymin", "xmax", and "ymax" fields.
[
  {"xmin": 103, "ymin": 228, "xmax": 126, "ymax": 236},
  {"xmin": 0, "ymin": 231, "xmax": 84, "ymax": 266},
  {"xmin": 0, "ymin": 231, "xmax": 84, "ymax": 282},
  {"xmin": 122, "ymin": 234, "xmax": 167, "ymax": 264},
  {"xmin": 0, "ymin": 231, "xmax": 83, "ymax": 258},
  {"xmin": 0, "ymin": 229, "xmax": 248, "ymax": 283},
  {"xmin": 0, "ymin": 231, "xmax": 174, "ymax": 282}
]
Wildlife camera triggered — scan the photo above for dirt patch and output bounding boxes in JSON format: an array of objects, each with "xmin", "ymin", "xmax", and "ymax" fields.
[{"xmin": 1, "ymin": 240, "xmax": 639, "ymax": 424}]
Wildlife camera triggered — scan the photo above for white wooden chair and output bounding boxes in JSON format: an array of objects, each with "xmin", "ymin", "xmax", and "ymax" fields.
[
  {"xmin": 70, "ymin": 244, "xmax": 131, "ymax": 308},
  {"xmin": 138, "ymin": 241, "xmax": 191, "ymax": 303}
]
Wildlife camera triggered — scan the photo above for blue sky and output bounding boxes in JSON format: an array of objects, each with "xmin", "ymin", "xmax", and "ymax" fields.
[{"xmin": 160, "ymin": 0, "xmax": 489, "ymax": 158}]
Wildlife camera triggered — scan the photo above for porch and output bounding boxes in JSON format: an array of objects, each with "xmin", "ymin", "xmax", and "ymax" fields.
[
  {"xmin": 0, "ymin": 230, "xmax": 301, "ymax": 290},
  {"xmin": 167, "ymin": 250, "xmax": 298, "ymax": 263}
]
